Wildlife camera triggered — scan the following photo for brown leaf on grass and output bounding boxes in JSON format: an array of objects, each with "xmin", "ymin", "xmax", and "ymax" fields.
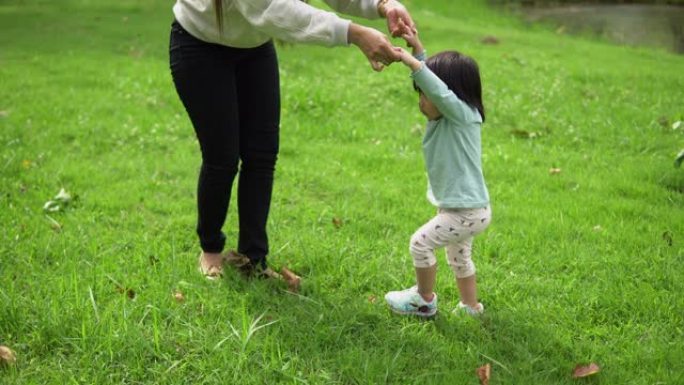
[
  {"xmin": 368, "ymin": 295, "xmax": 377, "ymax": 304},
  {"xmin": 658, "ymin": 116, "xmax": 669, "ymax": 128},
  {"xmin": 115, "ymin": 285, "xmax": 136, "ymax": 300},
  {"xmin": 572, "ymin": 362, "xmax": 600, "ymax": 378},
  {"xmin": 481, "ymin": 36, "xmax": 500, "ymax": 45},
  {"xmin": 549, "ymin": 168, "xmax": 562, "ymax": 175},
  {"xmin": 510, "ymin": 129, "xmax": 539, "ymax": 139},
  {"xmin": 332, "ymin": 217, "xmax": 343, "ymax": 229},
  {"xmin": 128, "ymin": 47, "xmax": 144, "ymax": 59},
  {"xmin": 172, "ymin": 291, "xmax": 185, "ymax": 303},
  {"xmin": 281, "ymin": 267, "xmax": 301, "ymax": 293},
  {"xmin": 0, "ymin": 345, "xmax": 16, "ymax": 366},
  {"xmin": 476, "ymin": 363, "xmax": 491, "ymax": 385}
]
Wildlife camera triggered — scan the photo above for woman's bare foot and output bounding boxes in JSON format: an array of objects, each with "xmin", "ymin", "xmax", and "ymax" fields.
[{"xmin": 198, "ymin": 252, "xmax": 225, "ymax": 280}]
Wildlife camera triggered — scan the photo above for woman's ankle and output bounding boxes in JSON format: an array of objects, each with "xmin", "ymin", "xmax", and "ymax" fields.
[{"xmin": 201, "ymin": 251, "xmax": 223, "ymax": 263}]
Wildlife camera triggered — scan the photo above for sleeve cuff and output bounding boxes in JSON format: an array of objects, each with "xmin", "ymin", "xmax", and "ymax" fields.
[
  {"xmin": 411, "ymin": 62, "xmax": 427, "ymax": 78},
  {"xmin": 372, "ymin": 0, "xmax": 384, "ymax": 19},
  {"xmin": 413, "ymin": 50, "xmax": 427, "ymax": 61},
  {"xmin": 335, "ymin": 19, "xmax": 353, "ymax": 46}
]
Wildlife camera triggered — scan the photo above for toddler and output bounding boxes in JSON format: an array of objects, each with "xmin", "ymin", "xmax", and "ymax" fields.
[{"xmin": 385, "ymin": 27, "xmax": 491, "ymax": 317}]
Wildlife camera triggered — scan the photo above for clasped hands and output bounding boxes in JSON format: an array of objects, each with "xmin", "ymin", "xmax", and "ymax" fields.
[{"xmin": 348, "ymin": 0, "xmax": 418, "ymax": 71}]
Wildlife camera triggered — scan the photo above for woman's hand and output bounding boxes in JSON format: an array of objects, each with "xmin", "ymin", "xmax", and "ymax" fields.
[
  {"xmin": 348, "ymin": 23, "xmax": 402, "ymax": 71},
  {"xmin": 396, "ymin": 47, "xmax": 422, "ymax": 72},
  {"xmin": 378, "ymin": 0, "xmax": 416, "ymax": 37}
]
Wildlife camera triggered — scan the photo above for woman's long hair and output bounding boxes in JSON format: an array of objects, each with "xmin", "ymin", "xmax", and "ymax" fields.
[{"xmin": 214, "ymin": 0, "xmax": 223, "ymax": 32}]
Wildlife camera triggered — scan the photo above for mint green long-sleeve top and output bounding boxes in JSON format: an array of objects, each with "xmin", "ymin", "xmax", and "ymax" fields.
[{"xmin": 411, "ymin": 62, "xmax": 490, "ymax": 209}]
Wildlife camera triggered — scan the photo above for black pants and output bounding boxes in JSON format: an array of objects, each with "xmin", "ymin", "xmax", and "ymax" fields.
[{"xmin": 169, "ymin": 20, "xmax": 280, "ymax": 267}]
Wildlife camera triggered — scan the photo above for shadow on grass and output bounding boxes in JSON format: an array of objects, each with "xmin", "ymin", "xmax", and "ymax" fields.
[{"xmin": 211, "ymin": 271, "xmax": 581, "ymax": 384}]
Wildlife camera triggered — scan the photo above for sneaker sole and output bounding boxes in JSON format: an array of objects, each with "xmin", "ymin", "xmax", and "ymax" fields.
[
  {"xmin": 453, "ymin": 302, "xmax": 484, "ymax": 316},
  {"xmin": 388, "ymin": 307, "xmax": 437, "ymax": 318}
]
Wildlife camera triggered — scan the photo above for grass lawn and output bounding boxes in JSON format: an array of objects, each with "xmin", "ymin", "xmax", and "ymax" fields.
[{"xmin": 1, "ymin": 0, "xmax": 683, "ymax": 383}]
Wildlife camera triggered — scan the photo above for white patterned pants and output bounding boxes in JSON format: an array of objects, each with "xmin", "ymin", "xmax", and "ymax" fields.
[{"xmin": 409, "ymin": 206, "xmax": 491, "ymax": 278}]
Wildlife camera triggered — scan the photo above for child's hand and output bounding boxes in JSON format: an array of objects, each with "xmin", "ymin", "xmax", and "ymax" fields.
[{"xmin": 398, "ymin": 19, "xmax": 423, "ymax": 54}]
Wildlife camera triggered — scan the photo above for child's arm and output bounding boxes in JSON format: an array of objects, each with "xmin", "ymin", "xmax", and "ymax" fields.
[
  {"xmin": 397, "ymin": 47, "xmax": 422, "ymax": 72},
  {"xmin": 399, "ymin": 19, "xmax": 424, "ymax": 57},
  {"xmin": 397, "ymin": 21, "xmax": 480, "ymax": 123},
  {"xmin": 412, "ymin": 66, "xmax": 481, "ymax": 124},
  {"xmin": 396, "ymin": 49, "xmax": 472, "ymax": 124}
]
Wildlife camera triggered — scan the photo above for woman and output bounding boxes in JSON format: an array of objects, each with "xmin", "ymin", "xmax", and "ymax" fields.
[{"xmin": 170, "ymin": 0, "xmax": 416, "ymax": 280}]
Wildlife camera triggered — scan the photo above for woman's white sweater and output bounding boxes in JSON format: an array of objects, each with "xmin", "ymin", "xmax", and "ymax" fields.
[{"xmin": 173, "ymin": 0, "xmax": 382, "ymax": 48}]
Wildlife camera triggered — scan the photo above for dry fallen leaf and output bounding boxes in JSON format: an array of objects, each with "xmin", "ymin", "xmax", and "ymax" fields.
[
  {"xmin": 43, "ymin": 188, "xmax": 73, "ymax": 212},
  {"xmin": 511, "ymin": 129, "xmax": 539, "ymax": 139},
  {"xmin": 549, "ymin": 168, "xmax": 562, "ymax": 175},
  {"xmin": 128, "ymin": 47, "xmax": 145, "ymax": 59},
  {"xmin": 657, "ymin": 116, "xmax": 669, "ymax": 127},
  {"xmin": 115, "ymin": 285, "xmax": 136, "ymax": 300},
  {"xmin": 572, "ymin": 362, "xmax": 600, "ymax": 378},
  {"xmin": 332, "ymin": 217, "xmax": 343, "ymax": 229},
  {"xmin": 0, "ymin": 345, "xmax": 16, "ymax": 366},
  {"xmin": 368, "ymin": 295, "xmax": 377, "ymax": 304},
  {"xmin": 173, "ymin": 291, "xmax": 185, "ymax": 303},
  {"xmin": 476, "ymin": 363, "xmax": 491, "ymax": 385},
  {"xmin": 481, "ymin": 36, "xmax": 500, "ymax": 45},
  {"xmin": 281, "ymin": 267, "xmax": 301, "ymax": 293}
]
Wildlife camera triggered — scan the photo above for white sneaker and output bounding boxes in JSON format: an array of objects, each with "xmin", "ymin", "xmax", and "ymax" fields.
[
  {"xmin": 455, "ymin": 301, "xmax": 484, "ymax": 316},
  {"xmin": 384, "ymin": 286, "xmax": 437, "ymax": 318}
]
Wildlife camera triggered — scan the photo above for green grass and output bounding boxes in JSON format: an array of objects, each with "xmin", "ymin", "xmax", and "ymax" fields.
[{"xmin": 1, "ymin": 0, "xmax": 683, "ymax": 383}]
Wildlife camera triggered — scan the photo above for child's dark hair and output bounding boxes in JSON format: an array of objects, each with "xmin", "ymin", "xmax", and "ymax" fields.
[{"xmin": 414, "ymin": 51, "xmax": 485, "ymax": 122}]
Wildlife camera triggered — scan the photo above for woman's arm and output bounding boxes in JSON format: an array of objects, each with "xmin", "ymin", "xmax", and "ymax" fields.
[
  {"xmin": 322, "ymin": 0, "xmax": 384, "ymax": 20},
  {"xmin": 233, "ymin": 0, "xmax": 400, "ymax": 71},
  {"xmin": 322, "ymin": 0, "xmax": 416, "ymax": 36},
  {"xmin": 233, "ymin": 0, "xmax": 353, "ymax": 46}
]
